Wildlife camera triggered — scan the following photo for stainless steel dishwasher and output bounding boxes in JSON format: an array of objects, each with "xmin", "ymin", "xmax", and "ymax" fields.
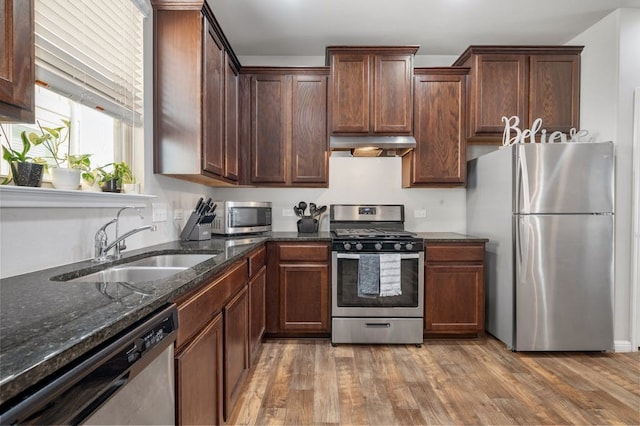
[{"xmin": 0, "ymin": 304, "xmax": 177, "ymax": 425}]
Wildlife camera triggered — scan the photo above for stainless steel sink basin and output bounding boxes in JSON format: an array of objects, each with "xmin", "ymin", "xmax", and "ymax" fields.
[
  {"xmin": 59, "ymin": 253, "xmax": 217, "ymax": 284},
  {"xmin": 68, "ymin": 266, "xmax": 189, "ymax": 283}
]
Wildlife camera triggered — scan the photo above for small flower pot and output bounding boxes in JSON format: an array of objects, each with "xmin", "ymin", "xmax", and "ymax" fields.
[
  {"xmin": 11, "ymin": 162, "xmax": 44, "ymax": 187},
  {"xmin": 122, "ymin": 183, "xmax": 141, "ymax": 194},
  {"xmin": 51, "ymin": 167, "xmax": 81, "ymax": 190},
  {"xmin": 100, "ymin": 178, "xmax": 121, "ymax": 193}
]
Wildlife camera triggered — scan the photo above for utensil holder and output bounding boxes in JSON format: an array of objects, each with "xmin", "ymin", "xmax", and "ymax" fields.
[{"xmin": 297, "ymin": 217, "xmax": 318, "ymax": 233}]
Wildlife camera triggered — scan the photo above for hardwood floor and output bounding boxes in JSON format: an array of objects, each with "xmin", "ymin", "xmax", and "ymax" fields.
[{"xmin": 230, "ymin": 337, "xmax": 640, "ymax": 425}]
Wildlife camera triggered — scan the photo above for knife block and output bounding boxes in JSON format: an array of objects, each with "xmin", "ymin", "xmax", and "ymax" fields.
[{"xmin": 186, "ymin": 223, "xmax": 211, "ymax": 241}]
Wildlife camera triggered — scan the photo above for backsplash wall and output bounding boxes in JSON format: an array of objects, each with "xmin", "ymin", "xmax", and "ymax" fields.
[{"xmin": 211, "ymin": 155, "xmax": 466, "ymax": 233}]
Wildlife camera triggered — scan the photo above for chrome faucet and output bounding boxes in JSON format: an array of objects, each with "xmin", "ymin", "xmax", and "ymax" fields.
[{"xmin": 94, "ymin": 207, "xmax": 157, "ymax": 261}]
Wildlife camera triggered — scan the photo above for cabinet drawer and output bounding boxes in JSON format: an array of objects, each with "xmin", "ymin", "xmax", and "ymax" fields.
[
  {"xmin": 426, "ymin": 244, "xmax": 485, "ymax": 263},
  {"xmin": 248, "ymin": 245, "xmax": 266, "ymax": 277},
  {"xmin": 278, "ymin": 243, "xmax": 329, "ymax": 262},
  {"xmin": 176, "ymin": 260, "xmax": 248, "ymax": 348}
]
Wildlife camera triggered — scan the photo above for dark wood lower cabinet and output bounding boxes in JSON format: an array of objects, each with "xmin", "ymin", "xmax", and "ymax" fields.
[
  {"xmin": 175, "ymin": 313, "xmax": 223, "ymax": 425},
  {"xmin": 265, "ymin": 242, "xmax": 331, "ymax": 336},
  {"xmin": 249, "ymin": 265, "xmax": 266, "ymax": 365},
  {"xmin": 223, "ymin": 285, "xmax": 249, "ymax": 421},
  {"xmin": 424, "ymin": 242, "xmax": 486, "ymax": 337},
  {"xmin": 279, "ymin": 263, "xmax": 329, "ymax": 331}
]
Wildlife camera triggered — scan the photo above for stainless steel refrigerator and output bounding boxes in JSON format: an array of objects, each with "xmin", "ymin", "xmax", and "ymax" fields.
[{"xmin": 467, "ymin": 142, "xmax": 614, "ymax": 351}]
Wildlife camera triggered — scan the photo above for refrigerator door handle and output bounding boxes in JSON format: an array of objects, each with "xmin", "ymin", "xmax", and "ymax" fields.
[
  {"xmin": 516, "ymin": 145, "xmax": 532, "ymax": 213},
  {"xmin": 516, "ymin": 216, "xmax": 530, "ymax": 291}
]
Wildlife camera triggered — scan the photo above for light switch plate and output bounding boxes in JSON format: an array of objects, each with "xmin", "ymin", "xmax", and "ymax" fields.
[
  {"xmin": 282, "ymin": 208, "xmax": 294, "ymax": 217},
  {"xmin": 152, "ymin": 203, "xmax": 168, "ymax": 222},
  {"xmin": 173, "ymin": 208, "xmax": 184, "ymax": 220},
  {"xmin": 414, "ymin": 209, "xmax": 427, "ymax": 218}
]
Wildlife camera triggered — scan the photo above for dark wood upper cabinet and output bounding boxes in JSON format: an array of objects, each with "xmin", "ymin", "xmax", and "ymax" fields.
[
  {"xmin": 327, "ymin": 46, "xmax": 417, "ymax": 136},
  {"xmin": 291, "ymin": 74, "xmax": 328, "ymax": 184},
  {"xmin": 151, "ymin": 1, "xmax": 241, "ymax": 186},
  {"xmin": 202, "ymin": 18, "xmax": 225, "ymax": 177},
  {"xmin": 241, "ymin": 67, "xmax": 329, "ymax": 187},
  {"xmin": 453, "ymin": 46, "xmax": 582, "ymax": 143},
  {"xmin": 224, "ymin": 54, "xmax": 239, "ymax": 181},
  {"xmin": 0, "ymin": 0, "xmax": 35, "ymax": 123},
  {"xmin": 403, "ymin": 68, "xmax": 468, "ymax": 187}
]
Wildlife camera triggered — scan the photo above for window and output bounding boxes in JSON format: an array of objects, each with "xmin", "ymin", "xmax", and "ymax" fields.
[{"xmin": 1, "ymin": 0, "xmax": 146, "ymax": 182}]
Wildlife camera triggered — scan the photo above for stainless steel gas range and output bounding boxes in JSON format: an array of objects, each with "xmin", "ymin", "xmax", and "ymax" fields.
[{"xmin": 330, "ymin": 204, "xmax": 424, "ymax": 345}]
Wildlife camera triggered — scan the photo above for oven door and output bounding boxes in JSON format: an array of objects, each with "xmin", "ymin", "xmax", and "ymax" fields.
[{"xmin": 332, "ymin": 251, "xmax": 424, "ymax": 317}]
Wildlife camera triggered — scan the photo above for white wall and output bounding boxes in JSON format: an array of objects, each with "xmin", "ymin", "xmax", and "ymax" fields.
[
  {"xmin": 569, "ymin": 8, "xmax": 640, "ymax": 352},
  {"xmin": 211, "ymin": 155, "xmax": 466, "ymax": 233}
]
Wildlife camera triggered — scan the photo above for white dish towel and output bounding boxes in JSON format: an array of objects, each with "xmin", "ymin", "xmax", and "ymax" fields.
[{"xmin": 379, "ymin": 253, "xmax": 402, "ymax": 297}]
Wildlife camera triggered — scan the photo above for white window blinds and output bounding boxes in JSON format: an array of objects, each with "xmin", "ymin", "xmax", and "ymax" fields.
[{"xmin": 34, "ymin": 0, "xmax": 144, "ymax": 125}]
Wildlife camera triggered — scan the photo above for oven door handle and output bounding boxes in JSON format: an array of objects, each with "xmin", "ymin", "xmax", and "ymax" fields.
[{"xmin": 335, "ymin": 253, "xmax": 421, "ymax": 260}]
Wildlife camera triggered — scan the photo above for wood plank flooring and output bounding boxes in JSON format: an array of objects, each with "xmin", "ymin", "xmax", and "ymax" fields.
[{"xmin": 229, "ymin": 337, "xmax": 640, "ymax": 425}]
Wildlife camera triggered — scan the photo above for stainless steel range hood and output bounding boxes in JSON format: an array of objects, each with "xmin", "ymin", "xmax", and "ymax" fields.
[{"xmin": 329, "ymin": 135, "xmax": 416, "ymax": 157}]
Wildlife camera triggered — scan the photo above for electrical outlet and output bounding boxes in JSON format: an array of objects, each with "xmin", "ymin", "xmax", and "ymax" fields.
[
  {"xmin": 174, "ymin": 208, "xmax": 184, "ymax": 220},
  {"xmin": 282, "ymin": 208, "xmax": 294, "ymax": 217},
  {"xmin": 152, "ymin": 203, "xmax": 168, "ymax": 222},
  {"xmin": 414, "ymin": 209, "xmax": 427, "ymax": 218}
]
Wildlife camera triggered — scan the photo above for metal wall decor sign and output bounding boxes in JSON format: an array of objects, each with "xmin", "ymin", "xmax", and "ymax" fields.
[{"xmin": 501, "ymin": 116, "xmax": 592, "ymax": 147}]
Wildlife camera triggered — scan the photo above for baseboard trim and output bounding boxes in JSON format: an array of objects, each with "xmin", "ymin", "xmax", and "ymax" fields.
[{"xmin": 614, "ymin": 339, "xmax": 635, "ymax": 353}]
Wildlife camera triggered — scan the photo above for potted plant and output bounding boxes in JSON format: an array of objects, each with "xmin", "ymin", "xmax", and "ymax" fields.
[
  {"xmin": 1, "ymin": 124, "xmax": 45, "ymax": 187},
  {"xmin": 120, "ymin": 167, "xmax": 140, "ymax": 194},
  {"xmin": 97, "ymin": 161, "xmax": 133, "ymax": 193},
  {"xmin": 25, "ymin": 120, "xmax": 89, "ymax": 190}
]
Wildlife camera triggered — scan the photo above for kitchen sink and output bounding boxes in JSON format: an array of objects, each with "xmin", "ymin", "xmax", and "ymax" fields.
[
  {"xmin": 54, "ymin": 253, "xmax": 218, "ymax": 284},
  {"xmin": 67, "ymin": 266, "xmax": 189, "ymax": 283}
]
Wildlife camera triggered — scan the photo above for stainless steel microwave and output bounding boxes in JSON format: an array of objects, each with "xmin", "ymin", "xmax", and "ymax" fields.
[{"xmin": 210, "ymin": 201, "xmax": 272, "ymax": 235}]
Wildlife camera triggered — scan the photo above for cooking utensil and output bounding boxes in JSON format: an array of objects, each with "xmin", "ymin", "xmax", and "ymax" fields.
[
  {"xmin": 313, "ymin": 205, "xmax": 327, "ymax": 218},
  {"xmin": 309, "ymin": 203, "xmax": 317, "ymax": 217},
  {"xmin": 293, "ymin": 206, "xmax": 303, "ymax": 217},
  {"xmin": 298, "ymin": 201, "xmax": 307, "ymax": 216}
]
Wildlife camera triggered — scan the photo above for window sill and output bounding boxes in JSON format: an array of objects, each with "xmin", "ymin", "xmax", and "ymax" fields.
[{"xmin": 0, "ymin": 186, "xmax": 156, "ymax": 208}]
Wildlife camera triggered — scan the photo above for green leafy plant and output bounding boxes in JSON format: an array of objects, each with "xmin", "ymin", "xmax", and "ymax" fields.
[
  {"xmin": 1, "ymin": 123, "xmax": 46, "ymax": 185},
  {"xmin": 97, "ymin": 161, "xmax": 134, "ymax": 188},
  {"xmin": 25, "ymin": 119, "xmax": 71, "ymax": 167}
]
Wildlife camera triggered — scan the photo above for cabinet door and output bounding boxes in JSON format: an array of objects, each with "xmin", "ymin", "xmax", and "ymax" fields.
[
  {"xmin": 279, "ymin": 263, "xmax": 330, "ymax": 332},
  {"xmin": 0, "ymin": 0, "xmax": 34, "ymax": 122},
  {"xmin": 330, "ymin": 54, "xmax": 370, "ymax": 133},
  {"xmin": 224, "ymin": 286, "xmax": 249, "ymax": 421},
  {"xmin": 425, "ymin": 264, "xmax": 484, "ymax": 334},
  {"xmin": 373, "ymin": 54, "xmax": 413, "ymax": 134},
  {"xmin": 291, "ymin": 74, "xmax": 328, "ymax": 184},
  {"xmin": 250, "ymin": 74, "xmax": 288, "ymax": 183},
  {"xmin": 529, "ymin": 54, "xmax": 580, "ymax": 134},
  {"xmin": 470, "ymin": 54, "xmax": 527, "ymax": 138},
  {"xmin": 249, "ymin": 265, "xmax": 266, "ymax": 365},
  {"xmin": 175, "ymin": 313, "xmax": 223, "ymax": 426},
  {"xmin": 202, "ymin": 18, "xmax": 225, "ymax": 176},
  {"xmin": 405, "ymin": 73, "xmax": 466, "ymax": 186},
  {"xmin": 224, "ymin": 53, "xmax": 239, "ymax": 181}
]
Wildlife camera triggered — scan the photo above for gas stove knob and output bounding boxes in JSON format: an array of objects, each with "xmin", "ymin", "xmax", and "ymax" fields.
[
  {"xmin": 355, "ymin": 243, "xmax": 363, "ymax": 251},
  {"xmin": 394, "ymin": 243, "xmax": 402, "ymax": 251},
  {"xmin": 374, "ymin": 243, "xmax": 383, "ymax": 251},
  {"xmin": 406, "ymin": 243, "xmax": 413, "ymax": 251},
  {"xmin": 343, "ymin": 242, "xmax": 351, "ymax": 251}
]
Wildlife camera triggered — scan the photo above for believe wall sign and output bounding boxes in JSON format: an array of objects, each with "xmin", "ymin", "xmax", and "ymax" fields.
[{"xmin": 501, "ymin": 116, "xmax": 592, "ymax": 147}]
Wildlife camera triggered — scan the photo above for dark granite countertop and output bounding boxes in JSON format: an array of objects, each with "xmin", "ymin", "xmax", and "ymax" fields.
[
  {"xmin": 0, "ymin": 230, "xmax": 477, "ymax": 405},
  {"xmin": 415, "ymin": 232, "xmax": 488, "ymax": 243}
]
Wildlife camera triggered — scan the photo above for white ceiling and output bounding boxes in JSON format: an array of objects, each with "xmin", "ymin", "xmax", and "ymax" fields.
[{"xmin": 206, "ymin": 0, "xmax": 640, "ymax": 59}]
